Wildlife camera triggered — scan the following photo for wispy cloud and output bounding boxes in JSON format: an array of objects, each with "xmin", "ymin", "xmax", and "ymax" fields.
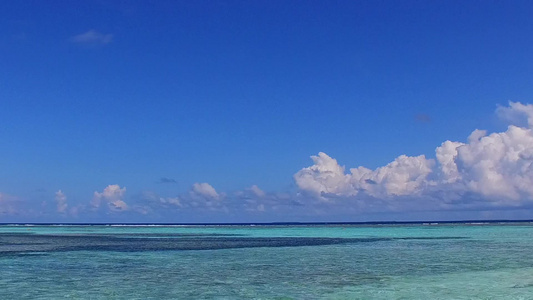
[
  {"xmin": 158, "ymin": 177, "xmax": 177, "ymax": 184},
  {"xmin": 415, "ymin": 113, "xmax": 431, "ymax": 123},
  {"xmin": 139, "ymin": 183, "xmax": 225, "ymax": 212},
  {"xmin": 140, "ymin": 184, "xmax": 293, "ymax": 215},
  {"xmin": 55, "ymin": 190, "xmax": 67, "ymax": 213},
  {"xmin": 141, "ymin": 191, "xmax": 182, "ymax": 208},
  {"xmin": 234, "ymin": 186, "xmax": 297, "ymax": 213},
  {"xmin": 70, "ymin": 30, "xmax": 113, "ymax": 45}
]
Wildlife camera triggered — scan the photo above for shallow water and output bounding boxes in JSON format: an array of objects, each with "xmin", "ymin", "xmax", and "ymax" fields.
[{"xmin": 0, "ymin": 223, "xmax": 532, "ymax": 299}]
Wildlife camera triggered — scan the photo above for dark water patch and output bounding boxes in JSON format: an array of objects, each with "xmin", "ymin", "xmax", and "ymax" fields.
[
  {"xmin": 0, "ymin": 233, "xmax": 468, "ymax": 255},
  {"xmin": 108, "ymin": 233, "xmax": 245, "ymax": 238},
  {"xmin": 396, "ymin": 236, "xmax": 468, "ymax": 240},
  {"xmin": 9, "ymin": 252, "xmax": 50, "ymax": 258}
]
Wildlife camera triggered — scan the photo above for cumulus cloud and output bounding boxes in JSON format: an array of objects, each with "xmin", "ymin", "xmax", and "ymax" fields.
[
  {"xmin": 295, "ymin": 102, "xmax": 533, "ymax": 210},
  {"xmin": 248, "ymin": 185, "xmax": 266, "ymax": 197},
  {"xmin": 294, "ymin": 153, "xmax": 355, "ymax": 199},
  {"xmin": 70, "ymin": 30, "xmax": 113, "ymax": 45},
  {"xmin": 190, "ymin": 183, "xmax": 220, "ymax": 200},
  {"xmin": 447, "ymin": 124, "xmax": 533, "ymax": 202},
  {"xmin": 188, "ymin": 182, "xmax": 227, "ymax": 211},
  {"xmin": 497, "ymin": 101, "xmax": 533, "ymax": 128},
  {"xmin": 92, "ymin": 185, "xmax": 128, "ymax": 212},
  {"xmin": 55, "ymin": 190, "xmax": 67, "ymax": 213},
  {"xmin": 295, "ymin": 153, "xmax": 434, "ymax": 200}
]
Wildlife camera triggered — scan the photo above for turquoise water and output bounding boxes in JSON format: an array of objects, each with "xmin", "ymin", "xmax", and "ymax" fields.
[{"xmin": 0, "ymin": 223, "xmax": 532, "ymax": 299}]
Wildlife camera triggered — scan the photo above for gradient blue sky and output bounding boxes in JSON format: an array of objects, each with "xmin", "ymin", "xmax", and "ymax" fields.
[{"xmin": 2, "ymin": 1, "xmax": 533, "ymax": 222}]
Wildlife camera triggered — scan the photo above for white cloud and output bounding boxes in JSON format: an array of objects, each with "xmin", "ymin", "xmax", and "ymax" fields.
[
  {"xmin": 249, "ymin": 185, "xmax": 265, "ymax": 197},
  {"xmin": 190, "ymin": 182, "xmax": 220, "ymax": 200},
  {"xmin": 497, "ymin": 101, "xmax": 533, "ymax": 128},
  {"xmin": 92, "ymin": 185, "xmax": 128, "ymax": 212},
  {"xmin": 162, "ymin": 197, "xmax": 182, "ymax": 207},
  {"xmin": 187, "ymin": 183, "xmax": 227, "ymax": 210},
  {"xmin": 295, "ymin": 102, "xmax": 533, "ymax": 210},
  {"xmin": 70, "ymin": 30, "xmax": 113, "ymax": 45},
  {"xmin": 294, "ymin": 152, "xmax": 354, "ymax": 200},
  {"xmin": 55, "ymin": 190, "xmax": 67, "ymax": 213},
  {"xmin": 294, "ymin": 152, "xmax": 434, "ymax": 199},
  {"xmin": 435, "ymin": 140, "xmax": 464, "ymax": 183},
  {"xmin": 452, "ymin": 125, "xmax": 533, "ymax": 202},
  {"xmin": 351, "ymin": 154, "xmax": 435, "ymax": 198}
]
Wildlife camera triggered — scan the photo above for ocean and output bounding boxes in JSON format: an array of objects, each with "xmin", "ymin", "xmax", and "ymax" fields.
[{"xmin": 0, "ymin": 222, "xmax": 532, "ymax": 299}]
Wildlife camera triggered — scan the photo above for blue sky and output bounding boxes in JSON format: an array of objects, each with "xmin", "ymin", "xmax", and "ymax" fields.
[{"xmin": 1, "ymin": 1, "xmax": 533, "ymax": 222}]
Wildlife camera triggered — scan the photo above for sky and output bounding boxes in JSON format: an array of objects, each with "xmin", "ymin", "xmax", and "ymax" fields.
[{"xmin": 1, "ymin": 0, "xmax": 533, "ymax": 223}]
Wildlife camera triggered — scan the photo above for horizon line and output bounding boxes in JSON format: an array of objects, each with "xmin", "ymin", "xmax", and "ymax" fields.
[{"xmin": 1, "ymin": 219, "xmax": 533, "ymax": 226}]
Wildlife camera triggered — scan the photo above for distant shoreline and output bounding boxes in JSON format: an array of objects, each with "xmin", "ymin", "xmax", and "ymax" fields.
[{"xmin": 1, "ymin": 219, "xmax": 532, "ymax": 226}]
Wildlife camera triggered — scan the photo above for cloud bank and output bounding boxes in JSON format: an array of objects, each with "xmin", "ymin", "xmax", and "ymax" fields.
[
  {"xmin": 295, "ymin": 102, "xmax": 533, "ymax": 211},
  {"xmin": 3, "ymin": 102, "xmax": 533, "ymax": 221}
]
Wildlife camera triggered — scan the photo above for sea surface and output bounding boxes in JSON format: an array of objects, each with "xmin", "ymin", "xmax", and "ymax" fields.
[{"xmin": 0, "ymin": 222, "xmax": 532, "ymax": 299}]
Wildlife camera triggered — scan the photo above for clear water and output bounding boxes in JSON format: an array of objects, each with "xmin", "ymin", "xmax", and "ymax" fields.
[{"xmin": 1, "ymin": 223, "xmax": 532, "ymax": 299}]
